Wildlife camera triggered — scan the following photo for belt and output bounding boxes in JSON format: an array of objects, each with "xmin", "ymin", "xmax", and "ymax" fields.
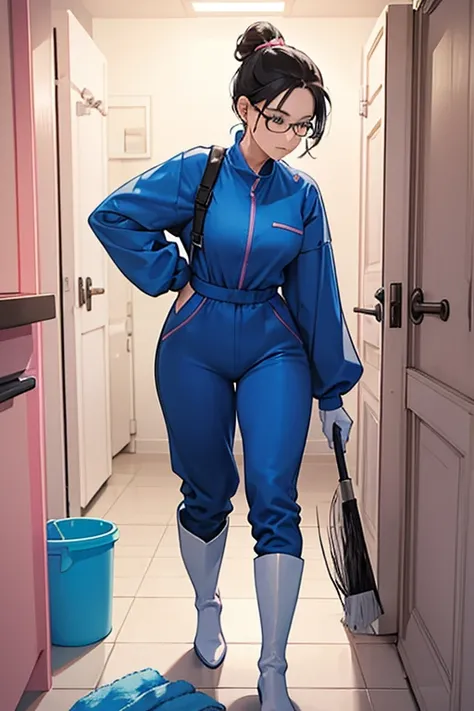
[{"xmin": 191, "ymin": 276, "xmax": 277, "ymax": 305}]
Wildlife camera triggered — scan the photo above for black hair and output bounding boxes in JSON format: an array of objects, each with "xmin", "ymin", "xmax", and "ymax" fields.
[{"xmin": 231, "ymin": 21, "xmax": 331, "ymax": 157}]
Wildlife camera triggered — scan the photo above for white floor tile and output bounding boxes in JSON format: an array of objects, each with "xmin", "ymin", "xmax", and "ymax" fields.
[
  {"xmin": 114, "ymin": 577, "xmax": 144, "ymax": 597},
  {"xmin": 116, "ymin": 595, "xmax": 348, "ymax": 646},
  {"xmin": 115, "ymin": 524, "xmax": 166, "ymax": 547},
  {"xmin": 221, "ymin": 598, "xmax": 349, "ymax": 644},
  {"xmin": 204, "ymin": 688, "xmax": 372, "ymax": 710},
  {"xmin": 115, "ymin": 545, "xmax": 158, "ymax": 558},
  {"xmin": 16, "ymin": 689, "xmax": 93, "ymax": 711},
  {"xmin": 101, "ymin": 642, "xmax": 363, "ymax": 690},
  {"xmin": 116, "ymin": 598, "xmax": 197, "ymax": 644},
  {"xmin": 109, "ymin": 597, "xmax": 134, "ymax": 643},
  {"xmin": 107, "ymin": 473, "xmax": 135, "ymax": 487},
  {"xmin": 112, "ymin": 453, "xmax": 150, "ymax": 474},
  {"xmin": 51, "ymin": 642, "xmax": 113, "ymax": 689},
  {"xmin": 83, "ymin": 485, "xmax": 126, "ymax": 519},
  {"xmin": 106, "ymin": 505, "xmax": 173, "ymax": 526}
]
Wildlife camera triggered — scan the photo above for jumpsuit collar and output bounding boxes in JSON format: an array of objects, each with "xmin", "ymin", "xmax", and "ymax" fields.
[{"xmin": 227, "ymin": 130, "xmax": 276, "ymax": 186}]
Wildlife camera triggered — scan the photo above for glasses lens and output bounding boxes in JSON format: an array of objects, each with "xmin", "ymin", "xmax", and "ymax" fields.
[
  {"xmin": 294, "ymin": 124, "xmax": 311, "ymax": 137},
  {"xmin": 265, "ymin": 117, "xmax": 288, "ymax": 133}
]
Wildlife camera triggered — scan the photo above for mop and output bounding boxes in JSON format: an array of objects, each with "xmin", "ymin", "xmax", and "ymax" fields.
[{"xmin": 317, "ymin": 423, "xmax": 383, "ymax": 633}]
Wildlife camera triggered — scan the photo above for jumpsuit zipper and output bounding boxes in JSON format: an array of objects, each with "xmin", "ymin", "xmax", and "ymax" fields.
[{"xmin": 238, "ymin": 178, "xmax": 260, "ymax": 289}]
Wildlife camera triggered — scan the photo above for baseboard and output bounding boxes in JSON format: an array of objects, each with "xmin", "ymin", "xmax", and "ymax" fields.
[{"xmin": 135, "ymin": 437, "xmax": 333, "ymax": 457}]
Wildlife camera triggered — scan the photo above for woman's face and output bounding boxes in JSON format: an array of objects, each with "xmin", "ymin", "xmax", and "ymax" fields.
[{"xmin": 239, "ymin": 87, "xmax": 315, "ymax": 161}]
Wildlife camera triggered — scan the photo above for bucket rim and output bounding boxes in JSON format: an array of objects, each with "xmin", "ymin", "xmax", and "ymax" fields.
[{"xmin": 46, "ymin": 517, "xmax": 119, "ymax": 546}]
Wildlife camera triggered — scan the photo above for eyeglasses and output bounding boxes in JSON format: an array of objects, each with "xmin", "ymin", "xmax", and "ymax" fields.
[{"xmin": 251, "ymin": 104, "xmax": 313, "ymax": 138}]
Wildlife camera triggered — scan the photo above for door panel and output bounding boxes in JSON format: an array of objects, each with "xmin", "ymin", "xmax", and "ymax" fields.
[
  {"xmin": 356, "ymin": 10, "xmax": 386, "ymax": 571},
  {"xmin": 400, "ymin": 372, "xmax": 473, "ymax": 711},
  {"xmin": 55, "ymin": 10, "xmax": 111, "ymax": 510},
  {"xmin": 359, "ymin": 393, "xmax": 380, "ymax": 546},
  {"xmin": 399, "ymin": 1, "xmax": 474, "ymax": 709},
  {"xmin": 356, "ymin": 4, "xmax": 413, "ymax": 634},
  {"xmin": 413, "ymin": 422, "xmax": 459, "ymax": 675},
  {"xmin": 415, "ymin": 0, "xmax": 472, "ymax": 399}
]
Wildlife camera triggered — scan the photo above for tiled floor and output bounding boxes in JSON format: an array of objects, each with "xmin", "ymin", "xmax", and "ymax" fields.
[{"xmin": 18, "ymin": 453, "xmax": 418, "ymax": 711}]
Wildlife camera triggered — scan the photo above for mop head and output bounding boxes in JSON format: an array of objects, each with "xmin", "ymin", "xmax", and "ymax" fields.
[
  {"xmin": 344, "ymin": 590, "xmax": 383, "ymax": 633},
  {"xmin": 318, "ymin": 423, "xmax": 384, "ymax": 635},
  {"xmin": 69, "ymin": 668, "xmax": 225, "ymax": 711},
  {"xmin": 317, "ymin": 491, "xmax": 384, "ymax": 634}
]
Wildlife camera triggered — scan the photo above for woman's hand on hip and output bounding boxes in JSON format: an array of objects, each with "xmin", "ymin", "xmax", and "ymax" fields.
[{"xmin": 175, "ymin": 282, "xmax": 195, "ymax": 313}]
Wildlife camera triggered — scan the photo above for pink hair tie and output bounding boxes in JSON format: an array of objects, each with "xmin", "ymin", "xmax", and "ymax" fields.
[{"xmin": 255, "ymin": 38, "xmax": 285, "ymax": 52}]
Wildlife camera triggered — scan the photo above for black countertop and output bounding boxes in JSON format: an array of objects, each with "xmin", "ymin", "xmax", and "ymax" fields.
[{"xmin": 0, "ymin": 294, "xmax": 56, "ymax": 330}]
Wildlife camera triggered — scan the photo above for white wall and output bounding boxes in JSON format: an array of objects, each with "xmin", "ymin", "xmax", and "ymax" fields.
[{"xmin": 93, "ymin": 16, "xmax": 375, "ymax": 456}]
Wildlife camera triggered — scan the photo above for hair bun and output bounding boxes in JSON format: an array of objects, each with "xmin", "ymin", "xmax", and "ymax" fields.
[{"xmin": 234, "ymin": 21, "xmax": 285, "ymax": 62}]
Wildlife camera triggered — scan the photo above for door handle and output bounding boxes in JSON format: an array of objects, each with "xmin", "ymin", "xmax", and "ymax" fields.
[
  {"xmin": 354, "ymin": 286, "xmax": 384, "ymax": 323},
  {"xmin": 354, "ymin": 305, "xmax": 383, "ymax": 322},
  {"xmin": 409, "ymin": 287, "xmax": 450, "ymax": 325},
  {"xmin": 78, "ymin": 277, "xmax": 105, "ymax": 311},
  {"xmin": 0, "ymin": 376, "xmax": 36, "ymax": 405},
  {"xmin": 85, "ymin": 277, "xmax": 105, "ymax": 311}
]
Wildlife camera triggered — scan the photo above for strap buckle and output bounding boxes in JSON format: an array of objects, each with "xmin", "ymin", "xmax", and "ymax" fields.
[
  {"xmin": 194, "ymin": 186, "xmax": 213, "ymax": 209},
  {"xmin": 191, "ymin": 232, "xmax": 203, "ymax": 249}
]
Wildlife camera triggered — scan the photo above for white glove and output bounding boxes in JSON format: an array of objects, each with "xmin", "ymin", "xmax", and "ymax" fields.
[{"xmin": 319, "ymin": 407, "xmax": 353, "ymax": 451}]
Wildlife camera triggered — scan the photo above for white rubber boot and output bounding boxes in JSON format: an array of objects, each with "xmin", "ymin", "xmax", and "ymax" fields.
[
  {"xmin": 177, "ymin": 506, "xmax": 228, "ymax": 668},
  {"xmin": 254, "ymin": 553, "xmax": 304, "ymax": 710}
]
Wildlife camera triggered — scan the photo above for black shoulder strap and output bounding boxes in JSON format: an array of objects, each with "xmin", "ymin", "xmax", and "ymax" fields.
[{"xmin": 191, "ymin": 145, "xmax": 226, "ymax": 257}]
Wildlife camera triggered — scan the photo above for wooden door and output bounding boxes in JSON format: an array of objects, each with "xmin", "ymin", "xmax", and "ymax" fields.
[
  {"xmin": 55, "ymin": 10, "xmax": 112, "ymax": 509},
  {"xmin": 398, "ymin": 1, "xmax": 474, "ymax": 709},
  {"xmin": 355, "ymin": 4, "xmax": 413, "ymax": 634}
]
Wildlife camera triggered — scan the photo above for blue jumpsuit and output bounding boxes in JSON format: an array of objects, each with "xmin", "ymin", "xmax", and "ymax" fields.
[{"xmin": 88, "ymin": 130, "xmax": 362, "ymax": 558}]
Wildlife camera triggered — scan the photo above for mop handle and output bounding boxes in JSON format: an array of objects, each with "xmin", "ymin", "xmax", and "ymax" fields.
[{"xmin": 333, "ymin": 423, "xmax": 350, "ymax": 482}]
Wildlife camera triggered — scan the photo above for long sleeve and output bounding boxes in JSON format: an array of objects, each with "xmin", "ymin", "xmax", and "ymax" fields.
[
  {"xmin": 283, "ymin": 183, "xmax": 363, "ymax": 411},
  {"xmin": 88, "ymin": 152, "xmax": 191, "ymax": 296}
]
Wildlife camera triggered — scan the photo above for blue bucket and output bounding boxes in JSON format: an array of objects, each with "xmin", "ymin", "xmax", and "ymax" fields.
[{"xmin": 46, "ymin": 518, "xmax": 119, "ymax": 647}]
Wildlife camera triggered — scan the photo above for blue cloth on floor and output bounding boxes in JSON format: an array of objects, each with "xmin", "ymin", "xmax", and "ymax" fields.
[{"xmin": 69, "ymin": 668, "xmax": 225, "ymax": 711}]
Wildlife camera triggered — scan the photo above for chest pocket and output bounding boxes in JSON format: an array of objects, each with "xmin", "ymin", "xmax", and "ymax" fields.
[{"xmin": 272, "ymin": 222, "xmax": 304, "ymax": 236}]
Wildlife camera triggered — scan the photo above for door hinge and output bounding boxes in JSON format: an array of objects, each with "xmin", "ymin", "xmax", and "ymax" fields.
[
  {"xmin": 359, "ymin": 85, "xmax": 368, "ymax": 118},
  {"xmin": 126, "ymin": 301, "xmax": 133, "ymax": 317},
  {"xmin": 126, "ymin": 336, "xmax": 132, "ymax": 352},
  {"xmin": 130, "ymin": 418, "xmax": 137, "ymax": 436}
]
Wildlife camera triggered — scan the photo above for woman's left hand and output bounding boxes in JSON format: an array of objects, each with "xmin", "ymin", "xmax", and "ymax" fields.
[
  {"xmin": 175, "ymin": 282, "xmax": 195, "ymax": 313},
  {"xmin": 319, "ymin": 407, "xmax": 353, "ymax": 451}
]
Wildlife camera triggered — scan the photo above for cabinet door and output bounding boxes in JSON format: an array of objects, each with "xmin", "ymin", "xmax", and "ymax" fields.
[
  {"xmin": 0, "ymin": 0, "xmax": 20, "ymax": 294},
  {"xmin": 0, "ymin": 349, "xmax": 40, "ymax": 710}
]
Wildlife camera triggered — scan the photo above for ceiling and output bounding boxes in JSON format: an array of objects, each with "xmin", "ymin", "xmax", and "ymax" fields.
[{"xmin": 82, "ymin": 0, "xmax": 410, "ymax": 20}]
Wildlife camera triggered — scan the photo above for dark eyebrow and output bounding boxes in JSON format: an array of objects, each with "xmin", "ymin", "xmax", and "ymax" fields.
[{"xmin": 266, "ymin": 106, "xmax": 313, "ymax": 121}]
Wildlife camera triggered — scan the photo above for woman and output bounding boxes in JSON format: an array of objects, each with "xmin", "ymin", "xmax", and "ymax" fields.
[{"xmin": 89, "ymin": 21, "xmax": 362, "ymax": 711}]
